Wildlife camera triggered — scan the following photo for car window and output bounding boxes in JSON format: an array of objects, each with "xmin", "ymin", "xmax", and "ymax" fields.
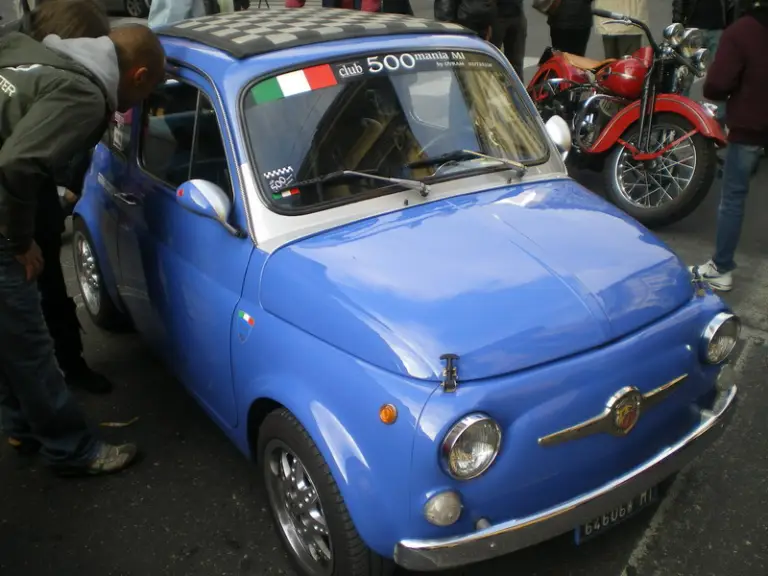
[
  {"xmin": 140, "ymin": 79, "xmax": 232, "ymax": 198},
  {"xmin": 241, "ymin": 51, "xmax": 549, "ymax": 214},
  {"xmin": 101, "ymin": 110, "xmax": 133, "ymax": 157}
]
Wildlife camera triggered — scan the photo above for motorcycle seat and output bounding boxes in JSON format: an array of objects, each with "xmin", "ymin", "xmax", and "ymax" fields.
[{"xmin": 563, "ymin": 53, "xmax": 616, "ymax": 70}]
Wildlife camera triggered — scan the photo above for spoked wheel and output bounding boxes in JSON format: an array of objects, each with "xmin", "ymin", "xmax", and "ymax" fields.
[
  {"xmin": 265, "ymin": 439, "xmax": 334, "ymax": 575},
  {"xmin": 258, "ymin": 409, "xmax": 393, "ymax": 576},
  {"xmin": 604, "ymin": 113, "xmax": 717, "ymax": 229},
  {"xmin": 124, "ymin": 0, "xmax": 150, "ymax": 17},
  {"xmin": 72, "ymin": 218, "xmax": 130, "ymax": 331}
]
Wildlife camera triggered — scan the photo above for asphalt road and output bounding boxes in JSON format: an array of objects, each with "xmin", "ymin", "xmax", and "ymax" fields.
[{"xmin": 1, "ymin": 4, "xmax": 767, "ymax": 576}]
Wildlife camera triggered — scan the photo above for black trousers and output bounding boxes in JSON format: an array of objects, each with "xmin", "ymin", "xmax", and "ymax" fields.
[
  {"xmin": 36, "ymin": 231, "xmax": 84, "ymax": 375},
  {"xmin": 549, "ymin": 26, "xmax": 591, "ymax": 56}
]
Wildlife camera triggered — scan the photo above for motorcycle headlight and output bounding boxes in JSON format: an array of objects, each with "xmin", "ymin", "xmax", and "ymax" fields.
[
  {"xmin": 680, "ymin": 28, "xmax": 704, "ymax": 57},
  {"xmin": 441, "ymin": 413, "xmax": 502, "ymax": 480},
  {"xmin": 691, "ymin": 48, "xmax": 711, "ymax": 73},
  {"xmin": 700, "ymin": 312, "xmax": 741, "ymax": 364},
  {"xmin": 663, "ymin": 23, "xmax": 685, "ymax": 46}
]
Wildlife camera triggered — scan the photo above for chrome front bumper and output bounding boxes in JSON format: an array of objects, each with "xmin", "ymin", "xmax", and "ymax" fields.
[{"xmin": 394, "ymin": 384, "xmax": 738, "ymax": 571}]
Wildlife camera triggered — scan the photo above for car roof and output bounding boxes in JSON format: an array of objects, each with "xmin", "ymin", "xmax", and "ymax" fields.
[{"xmin": 155, "ymin": 6, "xmax": 471, "ymax": 60}]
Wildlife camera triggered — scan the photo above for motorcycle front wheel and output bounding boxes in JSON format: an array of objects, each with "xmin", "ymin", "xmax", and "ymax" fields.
[{"xmin": 603, "ymin": 113, "xmax": 717, "ymax": 229}]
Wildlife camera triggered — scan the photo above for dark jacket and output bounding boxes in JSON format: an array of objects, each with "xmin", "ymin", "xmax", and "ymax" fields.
[
  {"xmin": 672, "ymin": 0, "xmax": 738, "ymax": 27},
  {"xmin": 703, "ymin": 10, "xmax": 768, "ymax": 145},
  {"xmin": 0, "ymin": 32, "xmax": 111, "ymax": 254},
  {"xmin": 497, "ymin": 0, "xmax": 523, "ymax": 18},
  {"xmin": 434, "ymin": 0, "xmax": 497, "ymax": 35},
  {"xmin": 548, "ymin": 0, "xmax": 594, "ymax": 30}
]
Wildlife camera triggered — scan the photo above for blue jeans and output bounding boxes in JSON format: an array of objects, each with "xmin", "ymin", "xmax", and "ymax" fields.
[
  {"xmin": 712, "ymin": 143, "xmax": 763, "ymax": 272},
  {"xmin": 147, "ymin": 0, "xmax": 205, "ymax": 28},
  {"xmin": 0, "ymin": 242, "xmax": 99, "ymax": 466}
]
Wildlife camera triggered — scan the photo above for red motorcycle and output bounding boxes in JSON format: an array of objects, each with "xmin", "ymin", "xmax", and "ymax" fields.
[{"xmin": 527, "ymin": 9, "xmax": 725, "ymax": 228}]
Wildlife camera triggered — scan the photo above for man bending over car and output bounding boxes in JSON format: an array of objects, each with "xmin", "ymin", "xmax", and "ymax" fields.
[{"xmin": 0, "ymin": 21, "xmax": 165, "ymax": 476}]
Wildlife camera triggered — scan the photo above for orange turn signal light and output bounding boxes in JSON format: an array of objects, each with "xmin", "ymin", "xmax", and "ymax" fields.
[{"xmin": 379, "ymin": 403, "xmax": 398, "ymax": 425}]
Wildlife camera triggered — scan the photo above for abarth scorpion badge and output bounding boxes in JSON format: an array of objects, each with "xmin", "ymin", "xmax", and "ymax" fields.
[{"xmin": 537, "ymin": 375, "xmax": 688, "ymax": 447}]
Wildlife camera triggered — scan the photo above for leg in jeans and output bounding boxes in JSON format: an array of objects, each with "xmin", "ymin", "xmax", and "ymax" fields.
[
  {"xmin": 504, "ymin": 12, "xmax": 528, "ymax": 81},
  {"xmin": 712, "ymin": 143, "xmax": 762, "ymax": 272},
  {"xmin": 0, "ymin": 243, "xmax": 99, "ymax": 467}
]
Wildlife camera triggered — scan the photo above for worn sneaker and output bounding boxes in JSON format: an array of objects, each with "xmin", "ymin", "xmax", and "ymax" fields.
[
  {"xmin": 689, "ymin": 260, "xmax": 733, "ymax": 292},
  {"xmin": 55, "ymin": 442, "xmax": 138, "ymax": 477}
]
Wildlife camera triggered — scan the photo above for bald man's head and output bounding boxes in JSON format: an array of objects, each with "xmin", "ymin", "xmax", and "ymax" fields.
[{"xmin": 109, "ymin": 25, "xmax": 166, "ymax": 112}]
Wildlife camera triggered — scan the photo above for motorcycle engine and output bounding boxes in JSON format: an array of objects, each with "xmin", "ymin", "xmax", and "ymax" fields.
[{"xmin": 575, "ymin": 96, "xmax": 624, "ymax": 148}]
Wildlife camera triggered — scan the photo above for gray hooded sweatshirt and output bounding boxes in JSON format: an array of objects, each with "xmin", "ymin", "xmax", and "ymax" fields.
[{"xmin": 0, "ymin": 32, "xmax": 119, "ymax": 253}]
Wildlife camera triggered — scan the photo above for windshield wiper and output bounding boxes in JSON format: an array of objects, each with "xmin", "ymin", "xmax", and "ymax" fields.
[
  {"xmin": 406, "ymin": 149, "xmax": 527, "ymax": 177},
  {"xmin": 277, "ymin": 169, "xmax": 429, "ymax": 197}
]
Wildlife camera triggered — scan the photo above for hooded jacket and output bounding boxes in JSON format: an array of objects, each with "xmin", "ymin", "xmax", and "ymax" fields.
[
  {"xmin": 0, "ymin": 32, "xmax": 118, "ymax": 254},
  {"xmin": 703, "ymin": 9, "xmax": 768, "ymax": 145}
]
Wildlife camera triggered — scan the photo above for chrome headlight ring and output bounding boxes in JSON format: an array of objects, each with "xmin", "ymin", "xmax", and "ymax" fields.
[
  {"xmin": 663, "ymin": 23, "xmax": 685, "ymax": 46},
  {"xmin": 440, "ymin": 413, "xmax": 502, "ymax": 480},
  {"xmin": 691, "ymin": 47, "xmax": 711, "ymax": 74},
  {"xmin": 680, "ymin": 27, "xmax": 704, "ymax": 57},
  {"xmin": 700, "ymin": 312, "xmax": 741, "ymax": 365}
]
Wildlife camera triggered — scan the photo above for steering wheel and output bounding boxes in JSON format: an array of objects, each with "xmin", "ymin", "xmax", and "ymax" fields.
[{"xmin": 415, "ymin": 125, "xmax": 479, "ymax": 160}]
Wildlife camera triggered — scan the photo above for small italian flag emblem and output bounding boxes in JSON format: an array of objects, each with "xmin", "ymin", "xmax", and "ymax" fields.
[
  {"xmin": 251, "ymin": 64, "xmax": 338, "ymax": 105},
  {"xmin": 239, "ymin": 310, "xmax": 254, "ymax": 326},
  {"xmin": 272, "ymin": 188, "xmax": 300, "ymax": 200}
]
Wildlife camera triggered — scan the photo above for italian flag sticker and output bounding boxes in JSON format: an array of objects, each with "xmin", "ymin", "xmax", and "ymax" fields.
[
  {"xmin": 239, "ymin": 310, "xmax": 255, "ymax": 326},
  {"xmin": 251, "ymin": 64, "xmax": 338, "ymax": 104},
  {"xmin": 272, "ymin": 188, "xmax": 300, "ymax": 200}
]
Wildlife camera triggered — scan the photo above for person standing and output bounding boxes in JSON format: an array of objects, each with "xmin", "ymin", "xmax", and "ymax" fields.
[
  {"xmin": 434, "ymin": 0, "xmax": 497, "ymax": 39},
  {"xmin": 594, "ymin": 0, "xmax": 648, "ymax": 58},
  {"xmin": 0, "ymin": 22, "xmax": 166, "ymax": 474},
  {"xmin": 672, "ymin": 0, "xmax": 738, "ymax": 124},
  {"xmin": 689, "ymin": 0, "xmax": 768, "ymax": 292},
  {"xmin": 491, "ymin": 0, "xmax": 527, "ymax": 79},
  {"xmin": 545, "ymin": 0, "xmax": 594, "ymax": 56}
]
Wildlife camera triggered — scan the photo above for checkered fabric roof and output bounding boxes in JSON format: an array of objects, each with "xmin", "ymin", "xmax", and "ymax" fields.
[{"xmin": 157, "ymin": 7, "xmax": 471, "ymax": 59}]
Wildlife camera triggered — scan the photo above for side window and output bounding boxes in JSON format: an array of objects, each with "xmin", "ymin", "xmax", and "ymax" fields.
[
  {"xmin": 140, "ymin": 79, "xmax": 232, "ymax": 199},
  {"xmin": 101, "ymin": 110, "xmax": 133, "ymax": 157}
]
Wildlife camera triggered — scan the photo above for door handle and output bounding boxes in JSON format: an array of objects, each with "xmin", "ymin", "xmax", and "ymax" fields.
[{"xmin": 114, "ymin": 192, "xmax": 139, "ymax": 206}]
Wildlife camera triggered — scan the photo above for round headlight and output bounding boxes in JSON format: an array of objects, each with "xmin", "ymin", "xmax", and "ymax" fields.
[
  {"xmin": 680, "ymin": 28, "xmax": 704, "ymax": 57},
  {"xmin": 441, "ymin": 413, "xmax": 501, "ymax": 480},
  {"xmin": 663, "ymin": 23, "xmax": 685, "ymax": 46},
  {"xmin": 691, "ymin": 47, "xmax": 711, "ymax": 73},
  {"xmin": 424, "ymin": 491, "xmax": 462, "ymax": 526},
  {"xmin": 700, "ymin": 312, "xmax": 741, "ymax": 364}
]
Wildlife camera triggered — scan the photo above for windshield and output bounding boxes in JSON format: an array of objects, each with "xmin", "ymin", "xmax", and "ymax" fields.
[{"xmin": 242, "ymin": 50, "xmax": 550, "ymax": 213}]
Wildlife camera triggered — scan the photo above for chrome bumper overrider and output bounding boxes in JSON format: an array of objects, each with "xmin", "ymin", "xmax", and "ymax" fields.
[{"xmin": 394, "ymin": 384, "xmax": 738, "ymax": 571}]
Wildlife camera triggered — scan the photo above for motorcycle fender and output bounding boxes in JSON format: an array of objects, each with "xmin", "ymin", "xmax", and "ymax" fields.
[{"xmin": 587, "ymin": 94, "xmax": 728, "ymax": 154}]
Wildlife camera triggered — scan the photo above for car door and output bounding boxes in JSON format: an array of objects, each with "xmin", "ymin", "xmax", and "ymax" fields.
[{"xmin": 117, "ymin": 74, "xmax": 252, "ymax": 427}]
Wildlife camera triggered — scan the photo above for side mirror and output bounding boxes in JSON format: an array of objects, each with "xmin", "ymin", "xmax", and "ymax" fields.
[
  {"xmin": 545, "ymin": 115, "xmax": 572, "ymax": 161},
  {"xmin": 176, "ymin": 179, "xmax": 245, "ymax": 238}
]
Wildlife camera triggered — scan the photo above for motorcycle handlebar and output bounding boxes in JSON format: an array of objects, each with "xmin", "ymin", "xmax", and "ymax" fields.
[
  {"xmin": 591, "ymin": 9, "xmax": 659, "ymax": 52},
  {"xmin": 591, "ymin": 8, "xmax": 624, "ymax": 19}
]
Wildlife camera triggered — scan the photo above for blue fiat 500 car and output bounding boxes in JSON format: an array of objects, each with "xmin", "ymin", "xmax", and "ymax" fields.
[{"xmin": 75, "ymin": 8, "xmax": 740, "ymax": 575}]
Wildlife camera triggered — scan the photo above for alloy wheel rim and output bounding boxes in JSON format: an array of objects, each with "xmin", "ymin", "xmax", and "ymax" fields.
[
  {"xmin": 74, "ymin": 232, "xmax": 101, "ymax": 316},
  {"xmin": 265, "ymin": 440, "xmax": 333, "ymax": 576},
  {"xmin": 125, "ymin": 0, "xmax": 145, "ymax": 16},
  {"xmin": 615, "ymin": 123, "xmax": 697, "ymax": 209}
]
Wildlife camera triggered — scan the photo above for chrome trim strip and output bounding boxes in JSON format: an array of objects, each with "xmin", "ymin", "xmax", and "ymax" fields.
[
  {"xmin": 537, "ymin": 374, "xmax": 688, "ymax": 447},
  {"xmin": 394, "ymin": 385, "xmax": 737, "ymax": 572}
]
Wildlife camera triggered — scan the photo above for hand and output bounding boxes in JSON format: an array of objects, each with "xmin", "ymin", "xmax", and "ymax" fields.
[{"xmin": 15, "ymin": 241, "xmax": 44, "ymax": 281}]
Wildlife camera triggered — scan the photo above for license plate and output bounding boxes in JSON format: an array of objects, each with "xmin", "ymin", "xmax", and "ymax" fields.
[{"xmin": 574, "ymin": 486, "xmax": 658, "ymax": 545}]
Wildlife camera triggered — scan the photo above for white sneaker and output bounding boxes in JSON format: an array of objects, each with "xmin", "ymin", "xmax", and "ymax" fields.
[{"xmin": 688, "ymin": 260, "xmax": 733, "ymax": 292}]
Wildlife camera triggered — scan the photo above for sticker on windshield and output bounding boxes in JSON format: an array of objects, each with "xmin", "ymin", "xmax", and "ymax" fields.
[
  {"xmin": 251, "ymin": 64, "xmax": 338, "ymax": 105},
  {"xmin": 272, "ymin": 188, "xmax": 300, "ymax": 200},
  {"xmin": 263, "ymin": 166, "xmax": 295, "ymax": 195}
]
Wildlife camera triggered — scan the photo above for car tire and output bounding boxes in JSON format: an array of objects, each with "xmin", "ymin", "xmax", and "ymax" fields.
[
  {"xmin": 72, "ymin": 217, "xmax": 131, "ymax": 332},
  {"xmin": 124, "ymin": 0, "xmax": 150, "ymax": 18},
  {"xmin": 603, "ymin": 113, "xmax": 716, "ymax": 230},
  {"xmin": 258, "ymin": 408, "xmax": 394, "ymax": 576}
]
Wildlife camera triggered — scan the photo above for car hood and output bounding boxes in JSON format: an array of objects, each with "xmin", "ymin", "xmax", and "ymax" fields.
[{"xmin": 259, "ymin": 179, "xmax": 693, "ymax": 382}]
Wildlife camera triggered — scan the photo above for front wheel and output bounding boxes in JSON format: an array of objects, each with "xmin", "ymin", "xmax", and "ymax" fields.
[
  {"xmin": 603, "ymin": 113, "xmax": 717, "ymax": 229},
  {"xmin": 258, "ymin": 409, "xmax": 393, "ymax": 576}
]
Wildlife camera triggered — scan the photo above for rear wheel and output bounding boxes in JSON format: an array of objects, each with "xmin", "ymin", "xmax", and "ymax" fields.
[
  {"xmin": 604, "ymin": 113, "xmax": 717, "ymax": 229},
  {"xmin": 72, "ymin": 217, "xmax": 130, "ymax": 332},
  {"xmin": 258, "ymin": 409, "xmax": 393, "ymax": 576}
]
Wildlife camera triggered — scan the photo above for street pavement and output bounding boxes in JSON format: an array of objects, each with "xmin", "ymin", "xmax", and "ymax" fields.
[{"xmin": 1, "ymin": 3, "xmax": 767, "ymax": 576}]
